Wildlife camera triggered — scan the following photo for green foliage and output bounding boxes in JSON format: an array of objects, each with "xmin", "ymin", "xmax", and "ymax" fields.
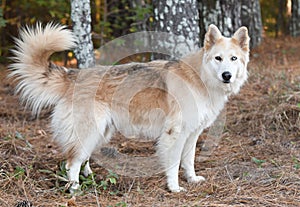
[
  {"xmin": 292, "ymin": 157, "xmax": 300, "ymax": 170},
  {"xmin": 35, "ymin": 0, "xmax": 71, "ymax": 22},
  {"xmin": 108, "ymin": 201, "xmax": 128, "ymax": 207},
  {"xmin": 252, "ymin": 157, "xmax": 266, "ymax": 168},
  {"xmin": 79, "ymin": 163, "xmax": 119, "ymax": 194},
  {"xmin": 40, "ymin": 161, "xmax": 119, "ymax": 195},
  {"xmin": 260, "ymin": 0, "xmax": 289, "ymax": 37},
  {"xmin": 14, "ymin": 166, "xmax": 25, "ymax": 179},
  {"xmin": 0, "ymin": 0, "xmax": 71, "ymax": 63},
  {"xmin": 79, "ymin": 173, "xmax": 97, "ymax": 191},
  {"xmin": 0, "ymin": 8, "xmax": 6, "ymax": 28},
  {"xmin": 0, "ymin": 8, "xmax": 7, "ymax": 59},
  {"xmin": 57, "ymin": 160, "xmax": 69, "ymax": 181},
  {"xmin": 8, "ymin": 0, "xmax": 71, "ymax": 24},
  {"xmin": 125, "ymin": 4, "xmax": 153, "ymax": 33},
  {"xmin": 37, "ymin": 161, "xmax": 69, "ymax": 192},
  {"xmin": 99, "ymin": 170, "xmax": 119, "ymax": 195},
  {"xmin": 0, "ymin": 0, "xmax": 153, "ymax": 63},
  {"xmin": 93, "ymin": 0, "xmax": 153, "ymax": 47}
]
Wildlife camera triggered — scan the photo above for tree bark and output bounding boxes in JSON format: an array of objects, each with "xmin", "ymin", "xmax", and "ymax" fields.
[
  {"xmin": 276, "ymin": 0, "xmax": 288, "ymax": 36},
  {"xmin": 71, "ymin": 0, "xmax": 95, "ymax": 68},
  {"xmin": 290, "ymin": 0, "xmax": 300, "ymax": 36},
  {"xmin": 199, "ymin": 0, "xmax": 262, "ymax": 48},
  {"xmin": 241, "ymin": 0, "xmax": 262, "ymax": 48},
  {"xmin": 219, "ymin": 0, "xmax": 242, "ymax": 36},
  {"xmin": 153, "ymin": 0, "xmax": 200, "ymax": 59},
  {"xmin": 199, "ymin": 0, "xmax": 241, "ymax": 44},
  {"xmin": 199, "ymin": 0, "xmax": 222, "ymax": 44}
]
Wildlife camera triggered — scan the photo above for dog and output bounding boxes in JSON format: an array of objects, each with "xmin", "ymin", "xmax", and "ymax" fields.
[{"xmin": 9, "ymin": 23, "xmax": 249, "ymax": 193}]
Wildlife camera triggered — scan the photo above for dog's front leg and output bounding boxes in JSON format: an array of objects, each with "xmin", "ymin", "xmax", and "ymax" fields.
[
  {"xmin": 181, "ymin": 130, "xmax": 205, "ymax": 183},
  {"xmin": 157, "ymin": 130, "xmax": 188, "ymax": 192}
]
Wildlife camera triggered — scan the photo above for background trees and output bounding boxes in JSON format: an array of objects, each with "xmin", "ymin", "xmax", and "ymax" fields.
[{"xmin": 0, "ymin": 0, "xmax": 299, "ymax": 64}]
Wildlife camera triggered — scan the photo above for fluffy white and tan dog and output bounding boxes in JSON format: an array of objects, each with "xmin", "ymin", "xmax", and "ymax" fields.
[{"xmin": 9, "ymin": 23, "xmax": 249, "ymax": 193}]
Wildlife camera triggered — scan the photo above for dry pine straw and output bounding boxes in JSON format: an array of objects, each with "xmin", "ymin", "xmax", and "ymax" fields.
[{"xmin": 0, "ymin": 36, "xmax": 300, "ymax": 206}]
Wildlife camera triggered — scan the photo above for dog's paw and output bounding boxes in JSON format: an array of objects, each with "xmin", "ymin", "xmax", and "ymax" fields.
[
  {"xmin": 187, "ymin": 175, "xmax": 206, "ymax": 183},
  {"xmin": 67, "ymin": 181, "xmax": 82, "ymax": 195},
  {"xmin": 169, "ymin": 186, "xmax": 187, "ymax": 193}
]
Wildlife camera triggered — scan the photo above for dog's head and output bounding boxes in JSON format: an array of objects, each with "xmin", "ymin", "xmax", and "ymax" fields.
[{"xmin": 202, "ymin": 24, "xmax": 250, "ymax": 94}]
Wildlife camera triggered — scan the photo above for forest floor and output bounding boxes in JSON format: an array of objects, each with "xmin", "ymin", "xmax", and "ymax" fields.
[{"xmin": 1, "ymin": 36, "xmax": 300, "ymax": 207}]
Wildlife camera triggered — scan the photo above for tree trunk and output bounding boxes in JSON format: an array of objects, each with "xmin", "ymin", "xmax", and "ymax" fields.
[
  {"xmin": 153, "ymin": 0, "xmax": 200, "ymax": 59},
  {"xmin": 199, "ymin": 0, "xmax": 222, "ymax": 44},
  {"xmin": 199, "ymin": 0, "xmax": 262, "ymax": 48},
  {"xmin": 199, "ymin": 0, "xmax": 241, "ymax": 45},
  {"xmin": 71, "ymin": 0, "xmax": 95, "ymax": 68},
  {"xmin": 290, "ymin": 0, "xmax": 300, "ymax": 36},
  {"xmin": 241, "ymin": 0, "xmax": 262, "ymax": 48},
  {"xmin": 219, "ymin": 0, "xmax": 242, "ymax": 36},
  {"xmin": 276, "ymin": 0, "xmax": 288, "ymax": 36}
]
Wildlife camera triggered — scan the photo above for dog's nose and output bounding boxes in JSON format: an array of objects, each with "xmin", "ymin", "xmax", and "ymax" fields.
[{"xmin": 222, "ymin": 72, "xmax": 232, "ymax": 83}]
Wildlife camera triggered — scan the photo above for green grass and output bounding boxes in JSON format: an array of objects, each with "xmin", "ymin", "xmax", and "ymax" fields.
[{"xmin": 252, "ymin": 157, "xmax": 266, "ymax": 168}]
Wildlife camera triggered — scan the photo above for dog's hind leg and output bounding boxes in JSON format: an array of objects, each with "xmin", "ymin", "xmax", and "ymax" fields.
[
  {"xmin": 66, "ymin": 132, "xmax": 104, "ymax": 194},
  {"xmin": 66, "ymin": 118, "xmax": 112, "ymax": 194},
  {"xmin": 66, "ymin": 156, "xmax": 84, "ymax": 194},
  {"xmin": 66, "ymin": 136, "xmax": 99, "ymax": 194},
  {"xmin": 181, "ymin": 130, "xmax": 205, "ymax": 183},
  {"xmin": 157, "ymin": 129, "xmax": 188, "ymax": 192}
]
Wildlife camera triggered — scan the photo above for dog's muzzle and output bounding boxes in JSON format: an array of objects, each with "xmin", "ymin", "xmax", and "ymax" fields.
[{"xmin": 222, "ymin": 71, "xmax": 232, "ymax": 83}]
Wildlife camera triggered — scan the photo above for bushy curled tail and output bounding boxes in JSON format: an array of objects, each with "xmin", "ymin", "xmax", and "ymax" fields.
[{"xmin": 9, "ymin": 23, "xmax": 76, "ymax": 115}]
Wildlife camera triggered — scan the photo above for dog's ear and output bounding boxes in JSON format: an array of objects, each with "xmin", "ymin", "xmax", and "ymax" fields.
[
  {"xmin": 204, "ymin": 24, "xmax": 222, "ymax": 51},
  {"xmin": 232, "ymin": 26, "xmax": 250, "ymax": 52}
]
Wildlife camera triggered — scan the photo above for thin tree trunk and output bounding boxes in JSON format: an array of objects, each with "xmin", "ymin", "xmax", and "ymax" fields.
[
  {"xmin": 276, "ymin": 0, "xmax": 288, "ymax": 37},
  {"xmin": 71, "ymin": 0, "xmax": 95, "ymax": 68},
  {"xmin": 290, "ymin": 0, "xmax": 300, "ymax": 36}
]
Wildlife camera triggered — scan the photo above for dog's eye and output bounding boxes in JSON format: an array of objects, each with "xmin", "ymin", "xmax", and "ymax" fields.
[
  {"xmin": 215, "ymin": 56, "xmax": 222, "ymax": 61},
  {"xmin": 231, "ymin": 56, "xmax": 237, "ymax": 61}
]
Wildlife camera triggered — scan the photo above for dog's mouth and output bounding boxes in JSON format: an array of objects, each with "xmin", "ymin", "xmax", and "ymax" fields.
[{"xmin": 222, "ymin": 80, "xmax": 231, "ymax": 84}]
